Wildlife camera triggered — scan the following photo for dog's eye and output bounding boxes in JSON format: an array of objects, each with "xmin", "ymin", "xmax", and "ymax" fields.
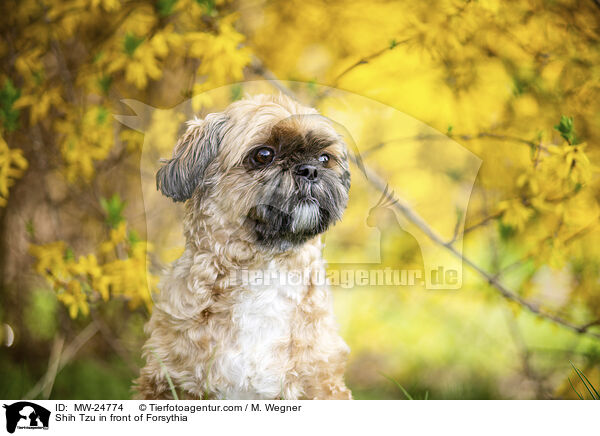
[
  {"xmin": 251, "ymin": 147, "xmax": 275, "ymax": 166},
  {"xmin": 318, "ymin": 153, "xmax": 330, "ymax": 164}
]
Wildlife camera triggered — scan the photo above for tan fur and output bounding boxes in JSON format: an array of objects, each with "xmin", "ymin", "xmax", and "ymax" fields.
[{"xmin": 134, "ymin": 94, "xmax": 351, "ymax": 400}]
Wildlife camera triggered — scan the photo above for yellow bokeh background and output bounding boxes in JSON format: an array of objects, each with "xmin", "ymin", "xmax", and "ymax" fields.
[{"xmin": 1, "ymin": 0, "xmax": 599, "ymax": 399}]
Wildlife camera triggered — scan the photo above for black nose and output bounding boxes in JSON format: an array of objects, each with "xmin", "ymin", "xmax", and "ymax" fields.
[{"xmin": 295, "ymin": 164, "xmax": 318, "ymax": 181}]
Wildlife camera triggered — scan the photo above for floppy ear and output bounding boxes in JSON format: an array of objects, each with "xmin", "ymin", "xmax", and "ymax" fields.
[{"xmin": 156, "ymin": 112, "xmax": 228, "ymax": 202}]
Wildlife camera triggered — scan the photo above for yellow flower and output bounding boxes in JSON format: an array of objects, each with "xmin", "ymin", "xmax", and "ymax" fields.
[
  {"xmin": 57, "ymin": 280, "xmax": 90, "ymax": 319},
  {"xmin": 15, "ymin": 87, "xmax": 64, "ymax": 125},
  {"xmin": 120, "ymin": 129, "xmax": 144, "ymax": 152},
  {"xmin": 91, "ymin": 0, "xmax": 121, "ymax": 12},
  {"xmin": 187, "ymin": 14, "xmax": 251, "ymax": 98},
  {"xmin": 73, "ymin": 254, "xmax": 102, "ymax": 278},
  {"xmin": 101, "ymin": 221, "xmax": 128, "ymax": 254},
  {"xmin": 0, "ymin": 134, "xmax": 28, "ymax": 207},
  {"xmin": 547, "ymin": 142, "xmax": 591, "ymax": 187},
  {"xmin": 55, "ymin": 105, "xmax": 114, "ymax": 182},
  {"xmin": 498, "ymin": 198, "xmax": 534, "ymax": 232},
  {"xmin": 30, "ymin": 219, "xmax": 157, "ymax": 317},
  {"xmin": 29, "ymin": 241, "xmax": 67, "ymax": 278}
]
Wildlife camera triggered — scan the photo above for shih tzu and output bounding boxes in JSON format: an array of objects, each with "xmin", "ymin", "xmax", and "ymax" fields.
[{"xmin": 134, "ymin": 94, "xmax": 352, "ymax": 400}]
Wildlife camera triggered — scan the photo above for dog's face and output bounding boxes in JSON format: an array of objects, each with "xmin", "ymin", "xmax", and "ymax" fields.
[{"xmin": 157, "ymin": 95, "xmax": 350, "ymax": 251}]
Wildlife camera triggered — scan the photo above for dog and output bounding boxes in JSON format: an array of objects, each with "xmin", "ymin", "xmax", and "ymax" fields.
[{"xmin": 134, "ymin": 94, "xmax": 352, "ymax": 400}]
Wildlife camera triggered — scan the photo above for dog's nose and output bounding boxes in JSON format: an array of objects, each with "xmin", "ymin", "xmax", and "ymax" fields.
[{"xmin": 295, "ymin": 164, "xmax": 318, "ymax": 181}]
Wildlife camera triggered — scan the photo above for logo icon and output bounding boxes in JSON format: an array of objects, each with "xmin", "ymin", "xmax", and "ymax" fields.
[{"xmin": 3, "ymin": 402, "xmax": 50, "ymax": 434}]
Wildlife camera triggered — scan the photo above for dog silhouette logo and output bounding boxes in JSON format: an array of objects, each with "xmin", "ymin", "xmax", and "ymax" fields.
[{"xmin": 3, "ymin": 402, "xmax": 50, "ymax": 433}]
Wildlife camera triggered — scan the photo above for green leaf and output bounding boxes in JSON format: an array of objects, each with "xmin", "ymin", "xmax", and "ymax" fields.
[
  {"xmin": 93, "ymin": 51, "xmax": 105, "ymax": 63},
  {"xmin": 123, "ymin": 33, "xmax": 145, "ymax": 56},
  {"xmin": 498, "ymin": 221, "xmax": 516, "ymax": 241},
  {"xmin": 512, "ymin": 75, "xmax": 527, "ymax": 96},
  {"xmin": 97, "ymin": 75, "xmax": 112, "ymax": 95},
  {"xmin": 156, "ymin": 0, "xmax": 178, "ymax": 17},
  {"xmin": 64, "ymin": 247, "xmax": 75, "ymax": 261},
  {"xmin": 195, "ymin": 0, "xmax": 215, "ymax": 16},
  {"xmin": 230, "ymin": 84, "xmax": 243, "ymax": 101},
  {"xmin": 128, "ymin": 229, "xmax": 141, "ymax": 246},
  {"xmin": 554, "ymin": 115, "xmax": 578, "ymax": 145},
  {"xmin": 0, "ymin": 79, "xmax": 21, "ymax": 132},
  {"xmin": 196, "ymin": 0, "xmax": 216, "ymax": 16},
  {"xmin": 25, "ymin": 219, "xmax": 35, "ymax": 238},
  {"xmin": 96, "ymin": 106, "xmax": 109, "ymax": 125},
  {"xmin": 32, "ymin": 70, "xmax": 44, "ymax": 86},
  {"xmin": 307, "ymin": 79, "xmax": 318, "ymax": 96},
  {"xmin": 446, "ymin": 168, "xmax": 462, "ymax": 182},
  {"xmin": 100, "ymin": 194, "xmax": 126, "ymax": 228}
]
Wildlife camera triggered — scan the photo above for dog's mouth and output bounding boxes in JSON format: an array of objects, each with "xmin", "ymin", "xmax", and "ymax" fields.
[
  {"xmin": 298, "ymin": 195, "xmax": 318, "ymax": 204},
  {"xmin": 246, "ymin": 200, "xmax": 331, "ymax": 250}
]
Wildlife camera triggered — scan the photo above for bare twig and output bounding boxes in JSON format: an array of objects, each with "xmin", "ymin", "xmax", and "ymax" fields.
[
  {"xmin": 250, "ymin": 56, "xmax": 296, "ymax": 99},
  {"xmin": 91, "ymin": 311, "xmax": 139, "ymax": 375},
  {"xmin": 37, "ymin": 0, "xmax": 76, "ymax": 102},
  {"xmin": 24, "ymin": 323, "xmax": 99, "ymax": 400},
  {"xmin": 454, "ymin": 132, "xmax": 540, "ymax": 148},
  {"xmin": 249, "ymin": 57, "xmax": 600, "ymax": 340},
  {"xmin": 449, "ymin": 209, "xmax": 464, "ymax": 244},
  {"xmin": 361, "ymin": 131, "xmax": 542, "ymax": 160},
  {"xmin": 330, "ymin": 38, "xmax": 412, "ymax": 88},
  {"xmin": 41, "ymin": 336, "xmax": 65, "ymax": 399},
  {"xmin": 356, "ymin": 150, "xmax": 600, "ymax": 340},
  {"xmin": 577, "ymin": 319, "xmax": 600, "ymax": 333},
  {"xmin": 462, "ymin": 211, "xmax": 503, "ymax": 235},
  {"xmin": 503, "ymin": 310, "xmax": 552, "ymax": 398},
  {"xmin": 493, "ymin": 219, "xmax": 598, "ymax": 278}
]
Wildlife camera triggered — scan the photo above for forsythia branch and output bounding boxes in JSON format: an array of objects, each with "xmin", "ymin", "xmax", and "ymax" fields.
[
  {"xmin": 329, "ymin": 37, "xmax": 412, "ymax": 88},
  {"xmin": 23, "ymin": 323, "xmax": 100, "ymax": 400}
]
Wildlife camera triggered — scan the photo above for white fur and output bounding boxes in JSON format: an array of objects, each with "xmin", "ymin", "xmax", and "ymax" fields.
[
  {"xmin": 217, "ymin": 260, "xmax": 307, "ymax": 399},
  {"xmin": 292, "ymin": 201, "xmax": 320, "ymax": 232}
]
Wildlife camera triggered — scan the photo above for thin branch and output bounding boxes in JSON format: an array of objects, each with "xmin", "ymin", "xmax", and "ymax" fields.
[
  {"xmin": 24, "ymin": 322, "xmax": 99, "ymax": 400},
  {"xmin": 38, "ymin": 0, "xmax": 76, "ymax": 102},
  {"xmin": 91, "ymin": 311, "xmax": 139, "ymax": 375},
  {"xmin": 250, "ymin": 59, "xmax": 600, "ymax": 340},
  {"xmin": 361, "ymin": 131, "xmax": 542, "ymax": 160},
  {"xmin": 577, "ymin": 319, "xmax": 600, "ymax": 333},
  {"xmin": 41, "ymin": 336, "xmax": 64, "ymax": 399},
  {"xmin": 563, "ymin": 221, "xmax": 596, "ymax": 245},
  {"xmin": 462, "ymin": 211, "xmax": 503, "ymax": 235},
  {"xmin": 250, "ymin": 56, "xmax": 297, "ymax": 99},
  {"xmin": 494, "ymin": 219, "xmax": 598, "ymax": 278},
  {"xmin": 454, "ymin": 132, "xmax": 540, "ymax": 148},
  {"xmin": 357, "ymin": 159, "xmax": 600, "ymax": 339},
  {"xmin": 504, "ymin": 310, "xmax": 551, "ymax": 398},
  {"xmin": 330, "ymin": 38, "xmax": 412, "ymax": 88}
]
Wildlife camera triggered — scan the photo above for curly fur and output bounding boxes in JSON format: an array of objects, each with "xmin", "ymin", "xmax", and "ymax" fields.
[{"xmin": 134, "ymin": 94, "xmax": 352, "ymax": 400}]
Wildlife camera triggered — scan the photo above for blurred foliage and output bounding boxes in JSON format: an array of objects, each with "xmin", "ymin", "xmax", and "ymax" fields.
[
  {"xmin": 0, "ymin": 0, "xmax": 599, "ymax": 399},
  {"xmin": 29, "ymin": 219, "xmax": 155, "ymax": 318}
]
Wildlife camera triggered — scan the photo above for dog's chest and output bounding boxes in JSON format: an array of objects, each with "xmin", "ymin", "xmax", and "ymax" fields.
[{"xmin": 218, "ymin": 262, "xmax": 307, "ymax": 399}]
